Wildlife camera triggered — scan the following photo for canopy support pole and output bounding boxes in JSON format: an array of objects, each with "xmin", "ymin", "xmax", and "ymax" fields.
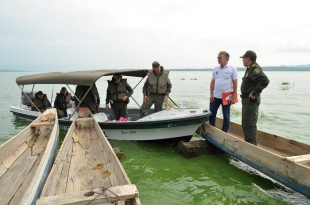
[
  {"xmin": 18, "ymin": 85, "xmax": 41, "ymax": 113},
  {"xmin": 69, "ymin": 85, "xmax": 93, "ymax": 120}
]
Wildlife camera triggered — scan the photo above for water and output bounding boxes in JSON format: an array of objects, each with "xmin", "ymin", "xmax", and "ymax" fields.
[{"xmin": 1, "ymin": 70, "xmax": 310, "ymax": 204}]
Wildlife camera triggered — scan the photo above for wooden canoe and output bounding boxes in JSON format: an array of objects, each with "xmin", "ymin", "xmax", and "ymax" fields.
[
  {"xmin": 0, "ymin": 108, "xmax": 59, "ymax": 205},
  {"xmin": 201, "ymin": 118, "xmax": 310, "ymax": 198},
  {"xmin": 37, "ymin": 108, "xmax": 140, "ymax": 205}
]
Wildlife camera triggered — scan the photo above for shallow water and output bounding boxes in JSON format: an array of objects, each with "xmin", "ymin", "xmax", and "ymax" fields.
[{"xmin": 1, "ymin": 70, "xmax": 310, "ymax": 204}]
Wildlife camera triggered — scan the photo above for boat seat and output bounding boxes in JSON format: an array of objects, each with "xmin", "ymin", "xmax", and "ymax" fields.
[
  {"xmin": 66, "ymin": 108, "xmax": 78, "ymax": 119},
  {"xmin": 70, "ymin": 100, "xmax": 76, "ymax": 109},
  {"xmin": 93, "ymin": 112, "xmax": 109, "ymax": 122}
]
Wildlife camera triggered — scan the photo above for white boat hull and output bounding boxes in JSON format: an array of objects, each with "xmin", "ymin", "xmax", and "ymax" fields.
[
  {"xmin": 103, "ymin": 124, "xmax": 201, "ymax": 141},
  {"xmin": 11, "ymin": 106, "xmax": 211, "ymax": 142}
]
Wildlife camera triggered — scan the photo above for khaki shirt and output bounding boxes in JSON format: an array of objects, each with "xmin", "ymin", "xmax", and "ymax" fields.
[{"xmin": 241, "ymin": 62, "xmax": 269, "ymax": 96}]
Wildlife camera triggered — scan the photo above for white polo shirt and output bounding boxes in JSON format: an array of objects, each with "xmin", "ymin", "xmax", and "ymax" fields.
[{"xmin": 212, "ymin": 64, "xmax": 238, "ymax": 98}]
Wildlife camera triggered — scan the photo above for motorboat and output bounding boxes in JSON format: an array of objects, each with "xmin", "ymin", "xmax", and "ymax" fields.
[{"xmin": 10, "ymin": 69, "xmax": 211, "ymax": 142}]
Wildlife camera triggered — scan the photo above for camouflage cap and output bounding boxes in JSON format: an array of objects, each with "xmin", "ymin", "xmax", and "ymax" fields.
[
  {"xmin": 112, "ymin": 74, "xmax": 122, "ymax": 81},
  {"xmin": 240, "ymin": 50, "xmax": 257, "ymax": 58},
  {"xmin": 152, "ymin": 61, "xmax": 160, "ymax": 67}
]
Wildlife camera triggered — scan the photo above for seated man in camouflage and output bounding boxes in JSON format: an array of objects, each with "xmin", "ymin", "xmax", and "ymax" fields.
[
  {"xmin": 54, "ymin": 87, "xmax": 74, "ymax": 118},
  {"xmin": 31, "ymin": 91, "xmax": 52, "ymax": 113}
]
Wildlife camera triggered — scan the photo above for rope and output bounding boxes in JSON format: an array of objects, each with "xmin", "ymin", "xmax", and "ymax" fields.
[
  {"xmin": 87, "ymin": 186, "xmax": 122, "ymax": 205},
  {"xmin": 198, "ymin": 123, "xmax": 209, "ymax": 140}
]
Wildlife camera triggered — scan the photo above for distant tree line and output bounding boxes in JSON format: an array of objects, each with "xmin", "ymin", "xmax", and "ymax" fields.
[{"xmin": 169, "ymin": 66, "xmax": 310, "ymax": 71}]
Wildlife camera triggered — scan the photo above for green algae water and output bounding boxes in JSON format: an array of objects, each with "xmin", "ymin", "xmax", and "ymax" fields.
[
  {"xmin": 109, "ymin": 140, "xmax": 306, "ymax": 205},
  {"xmin": 1, "ymin": 71, "xmax": 310, "ymax": 204}
]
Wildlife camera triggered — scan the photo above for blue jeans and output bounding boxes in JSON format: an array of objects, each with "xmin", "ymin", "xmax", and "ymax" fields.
[{"xmin": 209, "ymin": 97, "xmax": 231, "ymax": 132}]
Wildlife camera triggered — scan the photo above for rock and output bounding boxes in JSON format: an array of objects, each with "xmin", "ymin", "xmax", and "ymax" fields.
[
  {"xmin": 113, "ymin": 147, "xmax": 127, "ymax": 160},
  {"xmin": 176, "ymin": 140, "xmax": 223, "ymax": 158}
]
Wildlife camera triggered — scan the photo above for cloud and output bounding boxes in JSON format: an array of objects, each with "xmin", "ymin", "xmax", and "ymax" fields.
[
  {"xmin": 276, "ymin": 43, "xmax": 310, "ymax": 52},
  {"xmin": 0, "ymin": 0, "xmax": 310, "ymax": 70}
]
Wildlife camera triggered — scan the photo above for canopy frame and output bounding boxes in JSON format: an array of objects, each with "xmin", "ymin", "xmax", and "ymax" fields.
[{"xmin": 16, "ymin": 69, "xmax": 149, "ymax": 117}]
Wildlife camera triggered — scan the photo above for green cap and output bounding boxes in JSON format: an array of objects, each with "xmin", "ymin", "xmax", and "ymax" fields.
[
  {"xmin": 152, "ymin": 61, "xmax": 160, "ymax": 67},
  {"xmin": 240, "ymin": 50, "xmax": 257, "ymax": 58},
  {"xmin": 36, "ymin": 91, "xmax": 43, "ymax": 95},
  {"xmin": 112, "ymin": 74, "xmax": 121, "ymax": 81}
]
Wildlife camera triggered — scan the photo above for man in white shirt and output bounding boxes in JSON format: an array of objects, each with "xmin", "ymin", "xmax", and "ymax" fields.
[{"xmin": 209, "ymin": 51, "xmax": 238, "ymax": 132}]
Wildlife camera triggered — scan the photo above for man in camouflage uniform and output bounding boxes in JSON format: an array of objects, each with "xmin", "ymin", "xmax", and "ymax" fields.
[
  {"xmin": 74, "ymin": 83, "xmax": 100, "ymax": 114},
  {"xmin": 105, "ymin": 75, "xmax": 133, "ymax": 120},
  {"xmin": 140, "ymin": 61, "xmax": 172, "ymax": 117},
  {"xmin": 240, "ymin": 50, "xmax": 269, "ymax": 145}
]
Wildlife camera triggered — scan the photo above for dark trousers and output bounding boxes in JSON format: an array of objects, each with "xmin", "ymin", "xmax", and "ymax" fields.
[
  {"xmin": 209, "ymin": 97, "xmax": 231, "ymax": 132},
  {"xmin": 112, "ymin": 102, "xmax": 128, "ymax": 120},
  {"xmin": 140, "ymin": 94, "xmax": 164, "ymax": 117},
  {"xmin": 58, "ymin": 109, "xmax": 67, "ymax": 118},
  {"xmin": 241, "ymin": 97, "xmax": 261, "ymax": 145}
]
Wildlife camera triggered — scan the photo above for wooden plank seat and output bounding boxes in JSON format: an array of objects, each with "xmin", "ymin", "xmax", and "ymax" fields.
[
  {"xmin": 36, "ymin": 184, "xmax": 138, "ymax": 205},
  {"xmin": 283, "ymin": 154, "xmax": 310, "ymax": 164},
  {"xmin": 30, "ymin": 121, "xmax": 55, "ymax": 127}
]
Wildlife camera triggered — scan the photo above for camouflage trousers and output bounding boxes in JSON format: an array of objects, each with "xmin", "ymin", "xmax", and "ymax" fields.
[
  {"xmin": 140, "ymin": 94, "xmax": 165, "ymax": 117},
  {"xmin": 241, "ymin": 97, "xmax": 261, "ymax": 145},
  {"xmin": 112, "ymin": 102, "xmax": 128, "ymax": 120},
  {"xmin": 58, "ymin": 109, "xmax": 66, "ymax": 118}
]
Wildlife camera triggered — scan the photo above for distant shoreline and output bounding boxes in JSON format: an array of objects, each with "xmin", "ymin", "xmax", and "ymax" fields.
[
  {"xmin": 1, "ymin": 66, "xmax": 310, "ymax": 72},
  {"xmin": 169, "ymin": 67, "xmax": 310, "ymax": 71},
  {"xmin": 0, "ymin": 70, "xmax": 27, "ymax": 72}
]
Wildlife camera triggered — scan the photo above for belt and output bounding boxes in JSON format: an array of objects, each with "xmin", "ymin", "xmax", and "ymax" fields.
[
  {"xmin": 113, "ymin": 100, "xmax": 126, "ymax": 104},
  {"xmin": 240, "ymin": 93, "xmax": 260, "ymax": 99},
  {"xmin": 149, "ymin": 93, "xmax": 165, "ymax": 96}
]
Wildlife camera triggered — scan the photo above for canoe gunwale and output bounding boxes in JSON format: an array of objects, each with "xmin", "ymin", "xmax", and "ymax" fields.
[{"xmin": 202, "ymin": 121, "xmax": 310, "ymax": 198}]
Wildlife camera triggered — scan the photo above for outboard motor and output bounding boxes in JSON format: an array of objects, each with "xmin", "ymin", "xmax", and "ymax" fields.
[{"xmin": 21, "ymin": 91, "xmax": 36, "ymax": 106}]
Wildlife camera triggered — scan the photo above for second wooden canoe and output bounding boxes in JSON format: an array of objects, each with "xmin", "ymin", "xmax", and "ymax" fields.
[
  {"xmin": 201, "ymin": 117, "xmax": 310, "ymax": 198},
  {"xmin": 0, "ymin": 108, "xmax": 59, "ymax": 205},
  {"xmin": 37, "ymin": 108, "xmax": 140, "ymax": 205}
]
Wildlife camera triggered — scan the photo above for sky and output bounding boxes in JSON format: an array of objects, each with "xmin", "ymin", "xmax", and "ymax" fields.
[{"xmin": 0, "ymin": 0, "xmax": 310, "ymax": 71}]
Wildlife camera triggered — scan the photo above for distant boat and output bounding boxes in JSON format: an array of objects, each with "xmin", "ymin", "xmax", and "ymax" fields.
[
  {"xmin": 36, "ymin": 108, "xmax": 141, "ymax": 205},
  {"xmin": 201, "ymin": 118, "xmax": 310, "ymax": 198},
  {"xmin": 0, "ymin": 109, "xmax": 59, "ymax": 205},
  {"xmin": 10, "ymin": 69, "xmax": 211, "ymax": 142}
]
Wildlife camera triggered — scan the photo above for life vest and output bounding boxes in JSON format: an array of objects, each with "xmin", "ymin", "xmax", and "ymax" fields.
[
  {"xmin": 107, "ymin": 79, "xmax": 128, "ymax": 102},
  {"xmin": 147, "ymin": 69, "xmax": 169, "ymax": 94},
  {"xmin": 75, "ymin": 84, "xmax": 99, "ymax": 104},
  {"xmin": 31, "ymin": 94, "xmax": 50, "ymax": 111},
  {"xmin": 54, "ymin": 92, "xmax": 72, "ymax": 109}
]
